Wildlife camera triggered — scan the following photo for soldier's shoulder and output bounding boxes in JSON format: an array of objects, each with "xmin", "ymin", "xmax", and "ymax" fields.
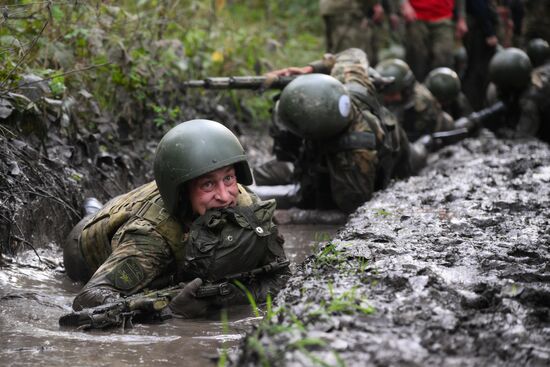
[
  {"xmin": 238, "ymin": 184, "xmax": 277, "ymax": 205},
  {"xmin": 530, "ymin": 63, "xmax": 550, "ymax": 89},
  {"xmin": 414, "ymin": 83, "xmax": 438, "ymax": 111}
]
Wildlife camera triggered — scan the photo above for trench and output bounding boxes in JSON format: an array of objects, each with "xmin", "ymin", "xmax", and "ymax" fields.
[{"xmin": 0, "ymin": 224, "xmax": 338, "ymax": 367}]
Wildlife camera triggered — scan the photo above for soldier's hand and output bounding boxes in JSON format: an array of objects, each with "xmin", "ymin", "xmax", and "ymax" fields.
[
  {"xmin": 169, "ymin": 278, "xmax": 210, "ymax": 318},
  {"xmin": 400, "ymin": 1, "xmax": 416, "ymax": 22},
  {"xmin": 265, "ymin": 66, "xmax": 313, "ymax": 78}
]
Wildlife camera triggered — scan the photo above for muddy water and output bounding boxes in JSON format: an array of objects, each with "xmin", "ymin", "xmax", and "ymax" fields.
[{"xmin": 0, "ymin": 225, "xmax": 338, "ymax": 366}]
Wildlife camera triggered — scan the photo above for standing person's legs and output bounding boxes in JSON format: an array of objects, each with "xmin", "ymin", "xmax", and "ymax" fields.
[
  {"xmin": 405, "ymin": 21, "xmax": 429, "ymax": 80},
  {"xmin": 430, "ymin": 20, "xmax": 455, "ymax": 71}
]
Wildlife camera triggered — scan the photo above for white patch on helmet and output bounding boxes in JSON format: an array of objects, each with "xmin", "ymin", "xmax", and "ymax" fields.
[{"xmin": 338, "ymin": 94, "xmax": 351, "ymax": 118}]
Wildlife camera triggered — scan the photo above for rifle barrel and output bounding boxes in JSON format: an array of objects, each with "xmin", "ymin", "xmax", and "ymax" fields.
[{"xmin": 182, "ymin": 76, "xmax": 296, "ymax": 90}]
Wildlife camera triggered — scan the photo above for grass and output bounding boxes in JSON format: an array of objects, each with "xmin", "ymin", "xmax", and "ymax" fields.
[{"xmin": 0, "ymin": 0, "xmax": 324, "ymax": 132}]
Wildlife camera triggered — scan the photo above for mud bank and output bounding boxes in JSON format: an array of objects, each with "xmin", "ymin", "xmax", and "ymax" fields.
[{"xmin": 235, "ymin": 130, "xmax": 550, "ymax": 367}]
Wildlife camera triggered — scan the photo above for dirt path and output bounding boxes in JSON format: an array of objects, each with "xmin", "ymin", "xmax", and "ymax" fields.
[{"xmin": 235, "ymin": 130, "xmax": 550, "ymax": 366}]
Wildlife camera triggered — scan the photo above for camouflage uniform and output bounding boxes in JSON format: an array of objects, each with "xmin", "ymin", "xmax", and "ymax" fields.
[
  {"xmin": 320, "ymin": 0, "xmax": 378, "ymax": 57},
  {"xmin": 295, "ymin": 48, "xmax": 422, "ymax": 213},
  {"xmin": 522, "ymin": 0, "xmax": 550, "ymax": 45},
  {"xmin": 515, "ymin": 63, "xmax": 550, "ymax": 143},
  {"xmin": 387, "ymin": 82, "xmax": 455, "ymax": 142},
  {"xmin": 404, "ymin": 0, "xmax": 465, "ymax": 80},
  {"xmin": 67, "ymin": 181, "xmax": 290, "ymax": 311}
]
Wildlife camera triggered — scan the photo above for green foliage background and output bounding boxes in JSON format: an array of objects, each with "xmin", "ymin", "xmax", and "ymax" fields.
[{"xmin": 0, "ymin": 0, "xmax": 323, "ymax": 130}]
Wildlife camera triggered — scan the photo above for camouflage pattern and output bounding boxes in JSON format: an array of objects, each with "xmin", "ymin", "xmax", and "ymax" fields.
[
  {"xmin": 299, "ymin": 48, "xmax": 415, "ymax": 213},
  {"xmin": 253, "ymin": 159, "xmax": 294, "ymax": 186},
  {"xmin": 405, "ymin": 19, "xmax": 455, "ymax": 80},
  {"xmin": 515, "ymin": 63, "xmax": 550, "ymax": 143},
  {"xmin": 70, "ymin": 181, "xmax": 290, "ymax": 311},
  {"xmin": 387, "ymin": 82, "xmax": 455, "ymax": 141},
  {"xmin": 319, "ymin": 0, "xmax": 379, "ymax": 59},
  {"xmin": 522, "ymin": 0, "xmax": 550, "ymax": 45}
]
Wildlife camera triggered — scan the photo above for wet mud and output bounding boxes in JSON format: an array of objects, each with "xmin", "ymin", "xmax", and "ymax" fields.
[
  {"xmin": 0, "ymin": 225, "xmax": 336, "ymax": 367},
  {"xmin": 235, "ymin": 131, "xmax": 550, "ymax": 366}
]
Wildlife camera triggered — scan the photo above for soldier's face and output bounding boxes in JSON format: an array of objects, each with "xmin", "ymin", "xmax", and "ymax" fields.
[{"xmin": 188, "ymin": 165, "xmax": 239, "ymax": 215}]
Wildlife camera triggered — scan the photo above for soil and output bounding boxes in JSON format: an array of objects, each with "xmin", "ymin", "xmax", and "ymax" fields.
[
  {"xmin": 2, "ymin": 85, "xmax": 549, "ymax": 366},
  {"xmin": 234, "ymin": 130, "xmax": 550, "ymax": 367}
]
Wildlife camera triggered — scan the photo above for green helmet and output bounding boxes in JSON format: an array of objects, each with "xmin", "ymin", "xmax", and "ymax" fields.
[
  {"xmin": 374, "ymin": 58, "xmax": 415, "ymax": 94},
  {"xmin": 453, "ymin": 46, "xmax": 468, "ymax": 65},
  {"xmin": 278, "ymin": 73, "xmax": 352, "ymax": 140},
  {"xmin": 526, "ymin": 38, "xmax": 550, "ymax": 68},
  {"xmin": 489, "ymin": 48, "xmax": 533, "ymax": 91},
  {"xmin": 154, "ymin": 119, "xmax": 253, "ymax": 215},
  {"xmin": 424, "ymin": 67, "xmax": 461, "ymax": 105}
]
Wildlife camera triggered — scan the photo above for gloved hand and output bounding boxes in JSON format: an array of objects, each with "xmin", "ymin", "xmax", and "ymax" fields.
[{"xmin": 169, "ymin": 278, "xmax": 210, "ymax": 318}]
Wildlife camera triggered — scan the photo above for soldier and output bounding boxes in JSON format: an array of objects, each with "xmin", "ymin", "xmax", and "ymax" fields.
[
  {"xmin": 525, "ymin": 38, "xmax": 550, "ymax": 68},
  {"xmin": 522, "ymin": 0, "xmax": 550, "ymax": 45},
  {"xmin": 424, "ymin": 67, "xmax": 473, "ymax": 119},
  {"xmin": 63, "ymin": 119, "xmax": 290, "ymax": 318},
  {"xmin": 320, "ymin": 0, "xmax": 397, "ymax": 65},
  {"xmin": 486, "ymin": 47, "xmax": 550, "ymax": 143},
  {"xmin": 262, "ymin": 48, "xmax": 428, "ymax": 213},
  {"xmin": 375, "ymin": 58, "xmax": 455, "ymax": 142},
  {"xmin": 400, "ymin": 0, "xmax": 468, "ymax": 80}
]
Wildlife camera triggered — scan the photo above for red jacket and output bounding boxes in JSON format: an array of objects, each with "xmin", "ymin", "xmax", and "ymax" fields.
[{"xmin": 410, "ymin": 0, "xmax": 455, "ymax": 21}]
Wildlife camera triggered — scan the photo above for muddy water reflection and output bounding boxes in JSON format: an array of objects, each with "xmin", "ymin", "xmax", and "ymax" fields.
[{"xmin": 0, "ymin": 224, "xmax": 338, "ymax": 366}]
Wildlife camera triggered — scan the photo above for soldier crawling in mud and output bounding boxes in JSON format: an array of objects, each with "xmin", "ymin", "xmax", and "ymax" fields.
[
  {"xmin": 63, "ymin": 119, "xmax": 290, "ymax": 318},
  {"xmin": 424, "ymin": 67, "xmax": 473, "ymax": 120},
  {"xmin": 255, "ymin": 48, "xmax": 429, "ymax": 214},
  {"xmin": 374, "ymin": 58, "xmax": 455, "ymax": 142},
  {"xmin": 485, "ymin": 45, "xmax": 550, "ymax": 143}
]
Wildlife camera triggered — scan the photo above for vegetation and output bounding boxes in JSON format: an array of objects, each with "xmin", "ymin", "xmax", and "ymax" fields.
[
  {"xmin": 238, "ymin": 241, "xmax": 376, "ymax": 366},
  {"xmin": 0, "ymin": 0, "xmax": 323, "ymax": 134}
]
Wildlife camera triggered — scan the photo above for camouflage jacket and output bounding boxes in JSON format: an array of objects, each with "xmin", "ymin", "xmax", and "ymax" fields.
[
  {"xmin": 72, "ymin": 181, "xmax": 290, "ymax": 311},
  {"xmin": 302, "ymin": 48, "xmax": 412, "ymax": 213},
  {"xmin": 516, "ymin": 63, "xmax": 550, "ymax": 143},
  {"xmin": 389, "ymin": 82, "xmax": 454, "ymax": 142},
  {"xmin": 319, "ymin": 0, "xmax": 378, "ymax": 16}
]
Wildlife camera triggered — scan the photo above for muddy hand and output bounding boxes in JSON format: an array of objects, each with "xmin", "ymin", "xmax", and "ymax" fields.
[{"xmin": 169, "ymin": 278, "xmax": 209, "ymax": 318}]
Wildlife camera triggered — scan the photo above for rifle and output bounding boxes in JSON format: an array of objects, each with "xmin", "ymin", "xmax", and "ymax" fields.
[
  {"xmin": 182, "ymin": 75, "xmax": 297, "ymax": 92},
  {"xmin": 181, "ymin": 68, "xmax": 394, "ymax": 93},
  {"xmin": 417, "ymin": 101, "xmax": 507, "ymax": 152},
  {"xmin": 59, "ymin": 259, "xmax": 290, "ymax": 330}
]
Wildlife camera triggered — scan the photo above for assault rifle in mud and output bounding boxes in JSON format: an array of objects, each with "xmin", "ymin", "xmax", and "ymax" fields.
[
  {"xmin": 58, "ymin": 259, "xmax": 289, "ymax": 331},
  {"xmin": 181, "ymin": 68, "xmax": 394, "ymax": 92},
  {"xmin": 418, "ymin": 101, "xmax": 507, "ymax": 152}
]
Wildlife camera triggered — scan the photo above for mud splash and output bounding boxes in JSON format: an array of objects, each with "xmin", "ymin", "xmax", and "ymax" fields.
[{"xmin": 235, "ymin": 131, "xmax": 550, "ymax": 366}]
